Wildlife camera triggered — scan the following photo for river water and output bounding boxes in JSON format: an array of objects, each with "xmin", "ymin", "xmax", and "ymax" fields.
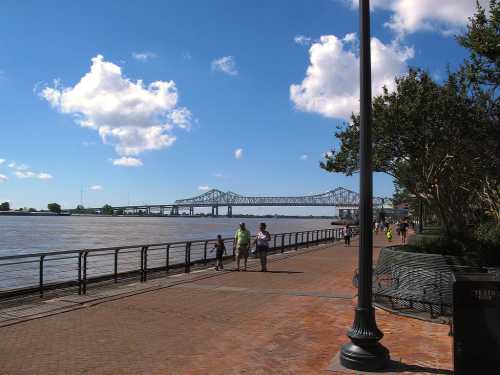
[{"xmin": 0, "ymin": 216, "xmax": 334, "ymax": 256}]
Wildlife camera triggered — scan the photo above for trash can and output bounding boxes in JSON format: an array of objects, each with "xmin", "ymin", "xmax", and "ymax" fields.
[{"xmin": 453, "ymin": 273, "xmax": 500, "ymax": 374}]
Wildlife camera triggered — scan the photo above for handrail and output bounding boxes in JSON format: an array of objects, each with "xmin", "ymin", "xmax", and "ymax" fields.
[{"xmin": 0, "ymin": 226, "xmax": 357, "ymax": 301}]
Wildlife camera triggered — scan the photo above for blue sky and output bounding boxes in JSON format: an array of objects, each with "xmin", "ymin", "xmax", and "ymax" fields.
[{"xmin": 0, "ymin": 0, "xmax": 481, "ymax": 213}]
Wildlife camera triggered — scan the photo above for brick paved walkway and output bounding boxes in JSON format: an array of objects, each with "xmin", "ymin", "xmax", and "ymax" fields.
[{"xmin": 0, "ymin": 233, "xmax": 452, "ymax": 375}]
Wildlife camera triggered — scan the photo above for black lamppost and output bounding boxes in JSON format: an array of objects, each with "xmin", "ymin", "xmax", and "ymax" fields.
[{"xmin": 339, "ymin": 0, "xmax": 390, "ymax": 370}]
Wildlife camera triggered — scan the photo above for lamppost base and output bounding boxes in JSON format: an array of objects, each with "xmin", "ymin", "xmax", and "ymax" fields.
[{"xmin": 340, "ymin": 341, "xmax": 390, "ymax": 371}]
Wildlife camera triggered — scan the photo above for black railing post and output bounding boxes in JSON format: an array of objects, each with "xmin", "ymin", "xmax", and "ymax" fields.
[
  {"xmin": 295, "ymin": 232, "xmax": 299, "ymax": 250},
  {"xmin": 185, "ymin": 242, "xmax": 191, "ymax": 273},
  {"xmin": 114, "ymin": 249, "xmax": 119, "ymax": 283},
  {"xmin": 204, "ymin": 241, "xmax": 208, "ymax": 264},
  {"xmin": 306, "ymin": 231, "xmax": 310, "ymax": 248},
  {"xmin": 166, "ymin": 244, "xmax": 170, "ymax": 273},
  {"xmin": 39, "ymin": 255, "xmax": 45, "ymax": 298},
  {"xmin": 273, "ymin": 235, "xmax": 277, "ymax": 250},
  {"xmin": 143, "ymin": 246, "xmax": 149, "ymax": 282},
  {"xmin": 82, "ymin": 251, "xmax": 88, "ymax": 295},
  {"xmin": 78, "ymin": 251, "xmax": 82, "ymax": 295},
  {"xmin": 140, "ymin": 246, "xmax": 145, "ymax": 282},
  {"xmin": 281, "ymin": 234, "xmax": 285, "ymax": 253}
]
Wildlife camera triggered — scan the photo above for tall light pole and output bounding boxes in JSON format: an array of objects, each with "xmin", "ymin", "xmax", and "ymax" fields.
[{"xmin": 340, "ymin": 0, "xmax": 390, "ymax": 370}]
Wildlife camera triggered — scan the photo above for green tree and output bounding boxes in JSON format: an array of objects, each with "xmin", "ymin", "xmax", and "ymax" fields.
[
  {"xmin": 75, "ymin": 204, "xmax": 85, "ymax": 213},
  {"xmin": 457, "ymin": 0, "xmax": 499, "ymax": 105},
  {"xmin": 101, "ymin": 204, "xmax": 114, "ymax": 215},
  {"xmin": 457, "ymin": 0, "xmax": 500, "ymax": 225},
  {"xmin": 0, "ymin": 202, "xmax": 10, "ymax": 211},
  {"xmin": 47, "ymin": 203, "xmax": 62, "ymax": 214},
  {"xmin": 321, "ymin": 69, "xmax": 496, "ymax": 236}
]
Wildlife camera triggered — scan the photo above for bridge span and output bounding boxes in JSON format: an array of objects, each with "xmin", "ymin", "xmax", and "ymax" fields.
[{"xmin": 77, "ymin": 188, "xmax": 390, "ymax": 217}]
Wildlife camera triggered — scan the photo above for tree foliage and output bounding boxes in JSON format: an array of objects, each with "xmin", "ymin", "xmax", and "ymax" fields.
[
  {"xmin": 47, "ymin": 203, "xmax": 62, "ymax": 214},
  {"xmin": 0, "ymin": 202, "xmax": 10, "ymax": 211},
  {"xmin": 101, "ymin": 204, "xmax": 114, "ymax": 215},
  {"xmin": 457, "ymin": 0, "xmax": 499, "ymax": 108},
  {"xmin": 322, "ymin": 69, "xmax": 497, "ymax": 235}
]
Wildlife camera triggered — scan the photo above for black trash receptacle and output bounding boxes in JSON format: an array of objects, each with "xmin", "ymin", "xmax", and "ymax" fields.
[{"xmin": 453, "ymin": 273, "xmax": 500, "ymax": 374}]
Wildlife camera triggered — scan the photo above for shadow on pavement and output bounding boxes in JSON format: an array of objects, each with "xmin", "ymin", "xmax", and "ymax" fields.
[{"xmin": 389, "ymin": 360, "xmax": 452, "ymax": 374}]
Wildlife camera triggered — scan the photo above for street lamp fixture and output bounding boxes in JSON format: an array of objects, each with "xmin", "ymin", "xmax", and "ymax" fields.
[{"xmin": 339, "ymin": 0, "xmax": 390, "ymax": 370}]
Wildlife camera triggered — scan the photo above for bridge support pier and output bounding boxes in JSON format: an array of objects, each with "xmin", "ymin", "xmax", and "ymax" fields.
[
  {"xmin": 189, "ymin": 207, "xmax": 194, "ymax": 216},
  {"xmin": 227, "ymin": 206, "xmax": 232, "ymax": 217}
]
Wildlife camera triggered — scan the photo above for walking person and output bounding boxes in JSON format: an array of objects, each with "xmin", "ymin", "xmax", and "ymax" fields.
[
  {"xmin": 344, "ymin": 224, "xmax": 352, "ymax": 246},
  {"xmin": 234, "ymin": 222, "xmax": 251, "ymax": 271},
  {"xmin": 211, "ymin": 235, "xmax": 226, "ymax": 271},
  {"xmin": 399, "ymin": 219, "xmax": 409, "ymax": 244},
  {"xmin": 386, "ymin": 225, "xmax": 393, "ymax": 242},
  {"xmin": 254, "ymin": 222, "xmax": 271, "ymax": 272}
]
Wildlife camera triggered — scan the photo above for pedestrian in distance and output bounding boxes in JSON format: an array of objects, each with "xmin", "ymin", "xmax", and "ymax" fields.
[
  {"xmin": 344, "ymin": 224, "xmax": 352, "ymax": 246},
  {"xmin": 386, "ymin": 226, "xmax": 393, "ymax": 242},
  {"xmin": 234, "ymin": 222, "xmax": 251, "ymax": 271},
  {"xmin": 253, "ymin": 222, "xmax": 271, "ymax": 272},
  {"xmin": 374, "ymin": 221, "xmax": 380, "ymax": 234},
  {"xmin": 211, "ymin": 235, "xmax": 226, "ymax": 271},
  {"xmin": 399, "ymin": 219, "xmax": 409, "ymax": 244}
]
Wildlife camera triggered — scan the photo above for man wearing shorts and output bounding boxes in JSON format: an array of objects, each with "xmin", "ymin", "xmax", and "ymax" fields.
[{"xmin": 234, "ymin": 222, "xmax": 251, "ymax": 271}]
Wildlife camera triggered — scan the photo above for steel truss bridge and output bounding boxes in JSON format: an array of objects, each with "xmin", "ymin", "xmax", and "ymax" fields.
[{"xmin": 78, "ymin": 188, "xmax": 391, "ymax": 217}]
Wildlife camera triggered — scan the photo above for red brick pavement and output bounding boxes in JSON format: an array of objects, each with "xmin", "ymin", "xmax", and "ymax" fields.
[{"xmin": 0, "ymin": 232, "xmax": 452, "ymax": 375}]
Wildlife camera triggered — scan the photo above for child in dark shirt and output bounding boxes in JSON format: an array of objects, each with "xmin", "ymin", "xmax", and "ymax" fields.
[{"xmin": 212, "ymin": 235, "xmax": 226, "ymax": 271}]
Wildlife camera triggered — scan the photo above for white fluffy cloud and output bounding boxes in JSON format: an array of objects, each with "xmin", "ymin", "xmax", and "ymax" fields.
[
  {"xmin": 234, "ymin": 148, "xmax": 243, "ymax": 159},
  {"xmin": 89, "ymin": 185, "xmax": 103, "ymax": 191},
  {"xmin": 7, "ymin": 161, "xmax": 52, "ymax": 180},
  {"xmin": 132, "ymin": 51, "xmax": 157, "ymax": 61},
  {"xmin": 290, "ymin": 34, "xmax": 413, "ymax": 119},
  {"xmin": 0, "ymin": 159, "xmax": 5, "ymax": 165},
  {"xmin": 211, "ymin": 56, "xmax": 238, "ymax": 76},
  {"xmin": 112, "ymin": 157, "xmax": 143, "ymax": 167},
  {"xmin": 0, "ymin": 174, "xmax": 7, "ymax": 182},
  {"xmin": 198, "ymin": 185, "xmax": 211, "ymax": 191},
  {"xmin": 40, "ymin": 55, "xmax": 192, "ymax": 166},
  {"xmin": 300, "ymin": 154, "xmax": 308, "ymax": 160},
  {"xmin": 14, "ymin": 171, "xmax": 52, "ymax": 180},
  {"xmin": 347, "ymin": 0, "xmax": 487, "ymax": 35}
]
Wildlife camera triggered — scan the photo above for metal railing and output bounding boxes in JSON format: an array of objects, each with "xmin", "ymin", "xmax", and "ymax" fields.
[{"xmin": 0, "ymin": 227, "xmax": 350, "ymax": 301}]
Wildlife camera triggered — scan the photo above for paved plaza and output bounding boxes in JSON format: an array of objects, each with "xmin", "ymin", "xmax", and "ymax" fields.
[{"xmin": 0, "ymin": 233, "xmax": 452, "ymax": 375}]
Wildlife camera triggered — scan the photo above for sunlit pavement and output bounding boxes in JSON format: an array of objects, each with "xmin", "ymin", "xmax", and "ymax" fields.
[{"xmin": 0, "ymin": 232, "xmax": 451, "ymax": 375}]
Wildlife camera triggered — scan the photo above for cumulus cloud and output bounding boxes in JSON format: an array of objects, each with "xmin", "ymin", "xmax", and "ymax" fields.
[
  {"xmin": 132, "ymin": 51, "xmax": 157, "ymax": 61},
  {"xmin": 7, "ymin": 161, "xmax": 52, "ymax": 180},
  {"xmin": 300, "ymin": 154, "xmax": 308, "ymax": 160},
  {"xmin": 347, "ymin": 0, "xmax": 488, "ymax": 35},
  {"xmin": 39, "ymin": 55, "xmax": 192, "ymax": 165},
  {"xmin": 294, "ymin": 35, "xmax": 312, "ymax": 46},
  {"xmin": 290, "ymin": 33, "xmax": 413, "ymax": 119},
  {"xmin": 0, "ymin": 174, "xmax": 7, "ymax": 182},
  {"xmin": 89, "ymin": 185, "xmax": 103, "ymax": 191},
  {"xmin": 211, "ymin": 56, "xmax": 238, "ymax": 76},
  {"xmin": 0, "ymin": 159, "xmax": 5, "ymax": 165},
  {"xmin": 234, "ymin": 148, "xmax": 243, "ymax": 159},
  {"xmin": 198, "ymin": 185, "xmax": 211, "ymax": 191},
  {"xmin": 8, "ymin": 162, "xmax": 29, "ymax": 171},
  {"xmin": 112, "ymin": 156, "xmax": 143, "ymax": 167},
  {"xmin": 14, "ymin": 171, "xmax": 52, "ymax": 180}
]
